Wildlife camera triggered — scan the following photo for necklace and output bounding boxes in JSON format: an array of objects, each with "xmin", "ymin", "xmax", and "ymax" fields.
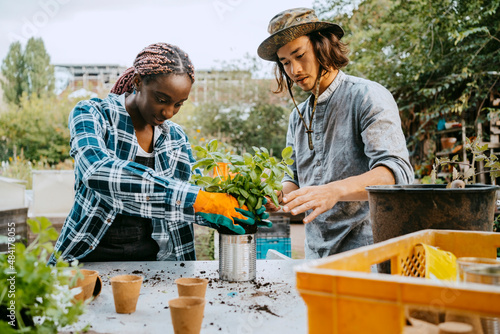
[{"xmin": 289, "ymin": 73, "xmax": 322, "ymax": 150}]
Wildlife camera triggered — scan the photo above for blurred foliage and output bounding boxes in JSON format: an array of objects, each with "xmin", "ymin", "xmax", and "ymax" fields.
[
  {"xmin": 1, "ymin": 37, "xmax": 54, "ymax": 105},
  {"xmin": 194, "ymin": 226, "xmax": 215, "ymax": 260},
  {"xmin": 175, "ymin": 101, "xmax": 289, "ymax": 156},
  {"xmin": 173, "ymin": 54, "xmax": 292, "ymax": 156},
  {"xmin": 0, "ymin": 91, "xmax": 78, "ymax": 165},
  {"xmin": 314, "ymin": 0, "xmax": 500, "ymax": 174}
]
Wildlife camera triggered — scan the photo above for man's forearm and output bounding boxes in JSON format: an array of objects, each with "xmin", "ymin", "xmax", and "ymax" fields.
[{"xmin": 328, "ymin": 165, "xmax": 396, "ymax": 202}]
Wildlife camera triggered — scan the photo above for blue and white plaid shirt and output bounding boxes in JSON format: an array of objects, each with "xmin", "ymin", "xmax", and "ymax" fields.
[{"xmin": 49, "ymin": 93, "xmax": 211, "ymax": 265}]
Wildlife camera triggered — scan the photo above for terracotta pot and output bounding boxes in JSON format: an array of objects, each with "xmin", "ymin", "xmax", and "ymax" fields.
[
  {"xmin": 175, "ymin": 277, "xmax": 208, "ymax": 298},
  {"xmin": 169, "ymin": 296, "xmax": 206, "ymax": 334},
  {"xmin": 110, "ymin": 274, "xmax": 143, "ymax": 314},
  {"xmin": 438, "ymin": 321, "xmax": 473, "ymax": 334},
  {"xmin": 93, "ymin": 274, "xmax": 103, "ymax": 298},
  {"xmin": 441, "ymin": 137, "xmax": 457, "ymax": 150},
  {"xmin": 71, "ymin": 269, "xmax": 99, "ymax": 302}
]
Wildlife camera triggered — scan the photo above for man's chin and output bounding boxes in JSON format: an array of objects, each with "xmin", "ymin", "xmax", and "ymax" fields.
[{"xmin": 296, "ymin": 83, "xmax": 313, "ymax": 92}]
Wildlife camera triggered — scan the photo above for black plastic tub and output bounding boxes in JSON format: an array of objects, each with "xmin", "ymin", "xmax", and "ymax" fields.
[{"xmin": 366, "ymin": 184, "xmax": 499, "ymax": 244}]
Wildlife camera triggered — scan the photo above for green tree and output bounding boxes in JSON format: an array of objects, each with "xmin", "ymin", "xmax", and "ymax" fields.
[
  {"xmin": 22, "ymin": 37, "xmax": 54, "ymax": 98},
  {"xmin": 315, "ymin": 0, "xmax": 500, "ymax": 168},
  {"xmin": 1, "ymin": 41, "xmax": 24, "ymax": 105},
  {"xmin": 1, "ymin": 37, "xmax": 54, "ymax": 105},
  {"xmin": 239, "ymin": 103, "xmax": 289, "ymax": 156}
]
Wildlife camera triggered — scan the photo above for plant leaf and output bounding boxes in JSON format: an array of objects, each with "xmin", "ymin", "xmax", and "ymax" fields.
[
  {"xmin": 208, "ymin": 139, "xmax": 218, "ymax": 152},
  {"xmin": 28, "ymin": 218, "xmax": 41, "ymax": 234},
  {"xmin": 464, "ymin": 167, "xmax": 475, "ymax": 180},
  {"xmin": 240, "ymin": 188, "xmax": 249, "ymax": 199},
  {"xmin": 282, "ymin": 146, "xmax": 293, "ymax": 160}
]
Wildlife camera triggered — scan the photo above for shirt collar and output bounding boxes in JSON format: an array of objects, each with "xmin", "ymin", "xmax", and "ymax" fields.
[{"xmin": 317, "ymin": 70, "xmax": 345, "ymax": 104}]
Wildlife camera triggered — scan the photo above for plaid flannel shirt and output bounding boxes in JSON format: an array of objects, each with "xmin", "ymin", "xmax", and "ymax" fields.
[{"xmin": 48, "ymin": 93, "xmax": 211, "ymax": 265}]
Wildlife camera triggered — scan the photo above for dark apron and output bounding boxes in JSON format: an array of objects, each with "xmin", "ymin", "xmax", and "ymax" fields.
[{"xmin": 80, "ymin": 155, "xmax": 160, "ymax": 262}]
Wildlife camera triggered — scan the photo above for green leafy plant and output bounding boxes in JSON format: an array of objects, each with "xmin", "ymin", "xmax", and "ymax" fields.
[
  {"xmin": 190, "ymin": 139, "xmax": 294, "ymax": 213},
  {"xmin": 431, "ymin": 137, "xmax": 500, "ymax": 187},
  {"xmin": 0, "ymin": 217, "xmax": 87, "ymax": 333}
]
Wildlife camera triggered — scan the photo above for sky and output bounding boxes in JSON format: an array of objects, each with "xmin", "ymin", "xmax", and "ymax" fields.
[{"xmin": 0, "ymin": 0, "xmax": 319, "ymax": 71}]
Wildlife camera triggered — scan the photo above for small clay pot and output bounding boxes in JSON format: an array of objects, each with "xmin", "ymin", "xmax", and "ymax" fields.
[
  {"xmin": 441, "ymin": 137, "xmax": 457, "ymax": 150},
  {"xmin": 175, "ymin": 277, "xmax": 208, "ymax": 298},
  {"xmin": 93, "ymin": 274, "xmax": 103, "ymax": 298},
  {"xmin": 438, "ymin": 321, "xmax": 473, "ymax": 334},
  {"xmin": 110, "ymin": 274, "xmax": 143, "ymax": 314},
  {"xmin": 169, "ymin": 296, "xmax": 206, "ymax": 334},
  {"xmin": 71, "ymin": 269, "xmax": 99, "ymax": 302}
]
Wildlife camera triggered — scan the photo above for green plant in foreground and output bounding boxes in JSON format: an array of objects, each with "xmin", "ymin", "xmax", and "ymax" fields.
[
  {"xmin": 190, "ymin": 139, "xmax": 294, "ymax": 213},
  {"xmin": 431, "ymin": 137, "xmax": 500, "ymax": 186},
  {"xmin": 0, "ymin": 217, "xmax": 86, "ymax": 333}
]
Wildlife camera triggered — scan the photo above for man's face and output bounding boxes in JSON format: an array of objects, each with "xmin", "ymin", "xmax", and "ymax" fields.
[{"xmin": 277, "ymin": 35, "xmax": 320, "ymax": 92}]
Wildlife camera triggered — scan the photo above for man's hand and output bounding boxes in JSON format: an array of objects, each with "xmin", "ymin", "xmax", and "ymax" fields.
[
  {"xmin": 282, "ymin": 166, "xmax": 395, "ymax": 223},
  {"xmin": 264, "ymin": 190, "xmax": 283, "ymax": 212},
  {"xmin": 282, "ymin": 184, "xmax": 341, "ymax": 224}
]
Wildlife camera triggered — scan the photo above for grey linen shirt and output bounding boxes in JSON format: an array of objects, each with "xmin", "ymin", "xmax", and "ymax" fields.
[{"xmin": 283, "ymin": 70, "xmax": 414, "ymax": 259}]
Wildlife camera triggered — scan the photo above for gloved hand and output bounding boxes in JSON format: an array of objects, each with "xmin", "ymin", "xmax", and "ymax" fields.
[
  {"xmin": 194, "ymin": 190, "xmax": 254, "ymax": 234},
  {"xmin": 236, "ymin": 198, "xmax": 272, "ymax": 228}
]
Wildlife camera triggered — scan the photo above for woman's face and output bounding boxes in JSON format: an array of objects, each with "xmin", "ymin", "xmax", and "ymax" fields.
[{"xmin": 134, "ymin": 73, "xmax": 192, "ymax": 126}]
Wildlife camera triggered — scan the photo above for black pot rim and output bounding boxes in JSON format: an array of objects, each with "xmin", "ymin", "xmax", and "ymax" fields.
[{"xmin": 366, "ymin": 184, "xmax": 500, "ymax": 193}]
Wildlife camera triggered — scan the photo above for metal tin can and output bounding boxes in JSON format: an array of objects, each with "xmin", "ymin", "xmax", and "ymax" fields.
[
  {"xmin": 464, "ymin": 265, "xmax": 500, "ymax": 334},
  {"xmin": 219, "ymin": 233, "xmax": 256, "ymax": 282}
]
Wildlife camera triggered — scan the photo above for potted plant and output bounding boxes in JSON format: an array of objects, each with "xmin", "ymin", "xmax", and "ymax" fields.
[
  {"xmin": 190, "ymin": 139, "xmax": 294, "ymax": 281},
  {"xmin": 367, "ymin": 137, "xmax": 500, "ymax": 245},
  {"xmin": 190, "ymin": 139, "xmax": 294, "ymax": 234},
  {"xmin": 0, "ymin": 217, "xmax": 87, "ymax": 333}
]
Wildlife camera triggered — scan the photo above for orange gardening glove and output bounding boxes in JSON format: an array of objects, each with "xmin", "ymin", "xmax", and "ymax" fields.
[{"xmin": 194, "ymin": 190, "xmax": 254, "ymax": 234}]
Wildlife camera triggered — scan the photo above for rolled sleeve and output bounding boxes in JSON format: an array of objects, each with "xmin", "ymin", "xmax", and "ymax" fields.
[{"xmin": 360, "ymin": 84, "xmax": 414, "ymax": 185}]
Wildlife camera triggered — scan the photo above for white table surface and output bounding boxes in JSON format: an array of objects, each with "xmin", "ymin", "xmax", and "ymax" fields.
[{"xmin": 63, "ymin": 259, "xmax": 308, "ymax": 334}]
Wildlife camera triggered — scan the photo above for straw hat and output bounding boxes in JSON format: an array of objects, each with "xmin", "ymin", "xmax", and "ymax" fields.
[{"xmin": 257, "ymin": 7, "xmax": 344, "ymax": 61}]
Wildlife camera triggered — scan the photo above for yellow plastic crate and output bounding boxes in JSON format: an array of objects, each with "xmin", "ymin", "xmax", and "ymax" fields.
[{"xmin": 295, "ymin": 229, "xmax": 500, "ymax": 334}]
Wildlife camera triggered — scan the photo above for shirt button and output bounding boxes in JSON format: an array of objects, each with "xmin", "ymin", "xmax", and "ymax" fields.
[
  {"xmin": 107, "ymin": 218, "xmax": 112, "ymax": 223},
  {"xmin": 89, "ymin": 246, "xmax": 94, "ymax": 250},
  {"xmin": 176, "ymin": 200, "xmax": 181, "ymax": 205},
  {"xmin": 316, "ymin": 161, "xmax": 321, "ymax": 166},
  {"xmin": 316, "ymin": 134, "xmax": 320, "ymax": 140},
  {"xmin": 146, "ymin": 196, "xmax": 150, "ymax": 201}
]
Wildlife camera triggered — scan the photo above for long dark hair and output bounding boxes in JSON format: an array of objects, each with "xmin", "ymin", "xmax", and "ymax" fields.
[
  {"xmin": 111, "ymin": 43, "xmax": 195, "ymax": 95},
  {"xmin": 273, "ymin": 29, "xmax": 349, "ymax": 95}
]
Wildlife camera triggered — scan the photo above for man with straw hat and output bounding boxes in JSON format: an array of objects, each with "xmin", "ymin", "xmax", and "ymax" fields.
[{"xmin": 259, "ymin": 8, "xmax": 414, "ymax": 258}]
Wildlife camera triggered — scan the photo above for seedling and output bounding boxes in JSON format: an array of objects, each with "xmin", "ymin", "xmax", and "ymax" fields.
[
  {"xmin": 190, "ymin": 139, "xmax": 294, "ymax": 213},
  {"xmin": 431, "ymin": 137, "xmax": 500, "ymax": 187}
]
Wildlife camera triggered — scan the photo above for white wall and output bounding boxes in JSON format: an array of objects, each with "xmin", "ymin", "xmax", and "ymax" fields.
[{"xmin": 31, "ymin": 170, "xmax": 74, "ymax": 218}]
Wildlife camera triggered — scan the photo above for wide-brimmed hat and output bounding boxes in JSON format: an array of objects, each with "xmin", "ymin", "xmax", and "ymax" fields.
[{"xmin": 257, "ymin": 7, "xmax": 344, "ymax": 61}]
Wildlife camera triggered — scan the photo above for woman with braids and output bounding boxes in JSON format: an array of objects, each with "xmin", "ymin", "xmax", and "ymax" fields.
[{"xmin": 49, "ymin": 43, "xmax": 268, "ymax": 264}]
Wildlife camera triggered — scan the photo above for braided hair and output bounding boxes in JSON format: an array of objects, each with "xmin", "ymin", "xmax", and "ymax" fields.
[{"xmin": 111, "ymin": 43, "xmax": 195, "ymax": 95}]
